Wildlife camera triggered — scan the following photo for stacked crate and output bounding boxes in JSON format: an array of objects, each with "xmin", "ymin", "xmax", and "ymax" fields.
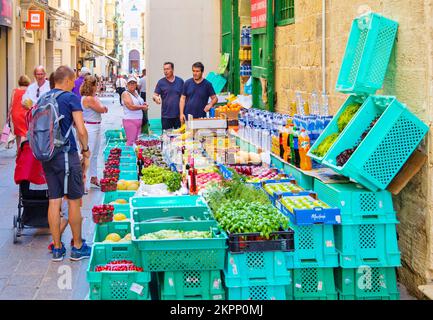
[
  {"xmin": 130, "ymin": 196, "xmax": 227, "ymax": 300},
  {"xmin": 314, "ymin": 180, "xmax": 401, "ymax": 300}
]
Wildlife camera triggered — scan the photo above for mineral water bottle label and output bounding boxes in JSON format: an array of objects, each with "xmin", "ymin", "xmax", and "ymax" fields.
[
  {"xmin": 169, "ymin": 278, "xmax": 174, "ymax": 287},
  {"xmin": 318, "ymin": 281, "xmax": 323, "ymax": 291},
  {"xmin": 130, "ymin": 283, "xmax": 144, "ymax": 295},
  {"xmin": 326, "ymin": 240, "xmax": 334, "ymax": 247}
]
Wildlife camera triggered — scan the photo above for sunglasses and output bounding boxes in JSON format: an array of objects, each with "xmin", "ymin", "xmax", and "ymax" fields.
[{"xmin": 36, "ymin": 87, "xmax": 40, "ymax": 98}]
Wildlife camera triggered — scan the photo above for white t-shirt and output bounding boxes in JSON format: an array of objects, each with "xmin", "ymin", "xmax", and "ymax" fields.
[
  {"xmin": 122, "ymin": 91, "xmax": 144, "ymax": 120},
  {"xmin": 22, "ymin": 80, "xmax": 51, "ymax": 107},
  {"xmin": 116, "ymin": 78, "xmax": 127, "ymax": 88},
  {"xmin": 139, "ymin": 76, "xmax": 146, "ymax": 93}
]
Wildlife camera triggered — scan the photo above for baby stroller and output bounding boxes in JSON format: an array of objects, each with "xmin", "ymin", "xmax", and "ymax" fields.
[{"xmin": 13, "ymin": 141, "xmax": 50, "ymax": 243}]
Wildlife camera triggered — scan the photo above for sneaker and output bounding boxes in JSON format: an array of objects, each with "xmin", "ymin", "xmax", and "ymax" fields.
[
  {"xmin": 70, "ymin": 242, "xmax": 92, "ymax": 261},
  {"xmin": 70, "ymin": 238, "xmax": 86, "ymax": 248},
  {"xmin": 90, "ymin": 178, "xmax": 101, "ymax": 189},
  {"xmin": 52, "ymin": 245, "xmax": 66, "ymax": 262},
  {"xmin": 48, "ymin": 241, "xmax": 65, "ymax": 253}
]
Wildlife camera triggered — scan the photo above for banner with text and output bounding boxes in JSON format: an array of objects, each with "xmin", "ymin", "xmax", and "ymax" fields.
[
  {"xmin": 251, "ymin": 0, "xmax": 267, "ymax": 29},
  {"xmin": 0, "ymin": 0, "xmax": 12, "ymax": 27}
]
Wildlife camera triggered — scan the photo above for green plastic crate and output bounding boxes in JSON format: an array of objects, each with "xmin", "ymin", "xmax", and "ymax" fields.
[
  {"xmin": 159, "ymin": 270, "xmax": 225, "ymax": 300},
  {"xmin": 335, "ymin": 222, "xmax": 401, "ymax": 268},
  {"xmin": 148, "ymin": 118, "xmax": 162, "ymax": 129},
  {"xmin": 103, "ymin": 191, "xmax": 135, "ymax": 212},
  {"xmin": 87, "ymin": 244, "xmax": 151, "ymax": 300},
  {"xmin": 119, "ymin": 170, "xmax": 138, "ymax": 181},
  {"xmin": 93, "ymin": 221, "xmax": 131, "ymax": 243},
  {"xmin": 308, "ymin": 95, "xmax": 366, "ymax": 164},
  {"xmin": 119, "ymin": 162, "xmax": 137, "ymax": 172},
  {"xmin": 290, "ymin": 268, "xmax": 338, "ymax": 300},
  {"xmin": 225, "ymin": 283, "xmax": 289, "ymax": 300},
  {"xmin": 132, "ymin": 220, "xmax": 228, "ymax": 272},
  {"xmin": 106, "ymin": 138, "xmax": 126, "ymax": 147},
  {"xmin": 323, "ymin": 96, "xmax": 429, "ymax": 191},
  {"xmin": 103, "ymin": 145, "xmax": 136, "ymax": 161},
  {"xmin": 130, "ymin": 196, "xmax": 211, "ymax": 223},
  {"xmin": 206, "ymin": 72, "xmax": 227, "ymax": 94},
  {"xmin": 335, "ymin": 267, "xmax": 399, "ymax": 300},
  {"xmin": 336, "ymin": 13, "xmax": 398, "ymax": 95},
  {"xmin": 120, "ymin": 155, "xmax": 137, "ymax": 165},
  {"xmin": 105, "ymin": 129, "xmax": 126, "ymax": 141},
  {"xmin": 225, "ymin": 251, "xmax": 291, "ymax": 287},
  {"xmin": 314, "ymin": 180, "xmax": 396, "ymax": 224},
  {"xmin": 285, "ymin": 223, "xmax": 339, "ymax": 269}
]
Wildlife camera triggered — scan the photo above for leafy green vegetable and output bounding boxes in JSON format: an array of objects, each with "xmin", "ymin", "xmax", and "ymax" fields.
[
  {"xmin": 138, "ymin": 229, "xmax": 212, "ymax": 240},
  {"xmin": 141, "ymin": 165, "xmax": 182, "ymax": 192},
  {"xmin": 311, "ymin": 133, "xmax": 340, "ymax": 157},
  {"xmin": 337, "ymin": 103, "xmax": 361, "ymax": 132}
]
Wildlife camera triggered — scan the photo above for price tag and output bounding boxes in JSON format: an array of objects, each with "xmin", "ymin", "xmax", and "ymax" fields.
[
  {"xmin": 340, "ymin": 201, "xmax": 346, "ymax": 207},
  {"xmin": 326, "ymin": 240, "xmax": 334, "ymax": 248},
  {"xmin": 213, "ymin": 295, "xmax": 223, "ymax": 300},
  {"xmin": 213, "ymin": 279, "xmax": 221, "ymax": 289},
  {"xmin": 130, "ymin": 283, "xmax": 144, "ymax": 295},
  {"xmin": 232, "ymin": 264, "xmax": 238, "ymax": 275},
  {"xmin": 318, "ymin": 281, "xmax": 323, "ymax": 291},
  {"xmin": 295, "ymin": 283, "xmax": 302, "ymax": 289},
  {"xmin": 169, "ymin": 278, "xmax": 174, "ymax": 287},
  {"xmin": 336, "ymin": 215, "xmax": 341, "ymax": 224}
]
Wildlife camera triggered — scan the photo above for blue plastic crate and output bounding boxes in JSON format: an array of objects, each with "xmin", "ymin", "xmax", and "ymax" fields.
[
  {"xmin": 225, "ymin": 283, "xmax": 289, "ymax": 301},
  {"xmin": 262, "ymin": 180, "xmax": 308, "ymax": 205},
  {"xmin": 323, "ymin": 96, "xmax": 429, "ymax": 191},
  {"xmin": 224, "ymin": 251, "xmax": 291, "ymax": 287},
  {"xmin": 159, "ymin": 270, "xmax": 225, "ymax": 300},
  {"xmin": 335, "ymin": 222, "xmax": 401, "ymax": 268},
  {"xmin": 276, "ymin": 196, "xmax": 341, "ymax": 226},
  {"xmin": 308, "ymin": 95, "xmax": 366, "ymax": 164},
  {"xmin": 290, "ymin": 268, "xmax": 338, "ymax": 300},
  {"xmin": 314, "ymin": 180, "xmax": 396, "ymax": 224},
  {"xmin": 336, "ymin": 13, "xmax": 398, "ymax": 95},
  {"xmin": 335, "ymin": 267, "xmax": 399, "ymax": 300},
  {"xmin": 285, "ymin": 223, "xmax": 339, "ymax": 269}
]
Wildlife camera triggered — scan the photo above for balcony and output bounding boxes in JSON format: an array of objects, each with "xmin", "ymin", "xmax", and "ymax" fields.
[{"xmin": 70, "ymin": 10, "xmax": 80, "ymax": 35}]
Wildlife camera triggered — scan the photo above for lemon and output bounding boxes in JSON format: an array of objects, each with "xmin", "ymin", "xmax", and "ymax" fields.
[
  {"xmin": 105, "ymin": 233, "xmax": 121, "ymax": 242},
  {"xmin": 113, "ymin": 213, "xmax": 127, "ymax": 221},
  {"xmin": 115, "ymin": 199, "xmax": 128, "ymax": 204},
  {"xmin": 123, "ymin": 233, "xmax": 132, "ymax": 241},
  {"xmin": 117, "ymin": 181, "xmax": 127, "ymax": 190}
]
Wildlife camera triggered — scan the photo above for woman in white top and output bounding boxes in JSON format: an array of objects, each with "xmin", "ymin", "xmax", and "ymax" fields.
[
  {"xmin": 80, "ymin": 75, "xmax": 108, "ymax": 192},
  {"xmin": 121, "ymin": 76, "xmax": 148, "ymax": 146}
]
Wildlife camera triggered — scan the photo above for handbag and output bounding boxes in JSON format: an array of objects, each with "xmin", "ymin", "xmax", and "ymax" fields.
[{"xmin": 0, "ymin": 121, "xmax": 11, "ymax": 144}]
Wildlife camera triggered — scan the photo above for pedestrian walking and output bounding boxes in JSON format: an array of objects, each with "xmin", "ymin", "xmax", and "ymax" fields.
[
  {"xmin": 115, "ymin": 75, "xmax": 127, "ymax": 104},
  {"xmin": 22, "ymin": 66, "xmax": 50, "ymax": 108},
  {"xmin": 138, "ymin": 69, "xmax": 149, "ymax": 133},
  {"xmin": 153, "ymin": 62, "xmax": 184, "ymax": 130},
  {"xmin": 180, "ymin": 62, "xmax": 218, "ymax": 123},
  {"xmin": 121, "ymin": 76, "xmax": 148, "ymax": 146},
  {"xmin": 72, "ymin": 67, "xmax": 91, "ymax": 99},
  {"xmin": 8, "ymin": 75, "xmax": 31, "ymax": 150},
  {"xmin": 37, "ymin": 66, "xmax": 92, "ymax": 262},
  {"xmin": 80, "ymin": 75, "xmax": 108, "ymax": 193}
]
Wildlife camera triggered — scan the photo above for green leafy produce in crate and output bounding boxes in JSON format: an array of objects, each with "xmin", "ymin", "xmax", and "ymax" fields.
[
  {"xmin": 337, "ymin": 103, "xmax": 361, "ymax": 132},
  {"xmin": 138, "ymin": 230, "xmax": 212, "ymax": 240},
  {"xmin": 141, "ymin": 165, "xmax": 182, "ymax": 192},
  {"xmin": 311, "ymin": 133, "xmax": 339, "ymax": 157}
]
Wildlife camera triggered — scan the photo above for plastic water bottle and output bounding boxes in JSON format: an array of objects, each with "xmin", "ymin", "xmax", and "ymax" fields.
[
  {"xmin": 321, "ymin": 93, "xmax": 329, "ymax": 116},
  {"xmin": 247, "ymin": 26, "xmax": 252, "ymax": 45}
]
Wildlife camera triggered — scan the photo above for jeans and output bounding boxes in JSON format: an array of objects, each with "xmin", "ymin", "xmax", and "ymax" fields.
[
  {"xmin": 84, "ymin": 123, "xmax": 101, "ymax": 189},
  {"xmin": 123, "ymin": 119, "xmax": 142, "ymax": 146}
]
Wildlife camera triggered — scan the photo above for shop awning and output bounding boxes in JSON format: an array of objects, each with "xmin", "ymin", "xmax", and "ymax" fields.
[
  {"xmin": 78, "ymin": 36, "xmax": 104, "ymax": 49},
  {"xmin": 89, "ymin": 46, "xmax": 106, "ymax": 57},
  {"xmin": 105, "ymin": 55, "xmax": 119, "ymax": 64}
]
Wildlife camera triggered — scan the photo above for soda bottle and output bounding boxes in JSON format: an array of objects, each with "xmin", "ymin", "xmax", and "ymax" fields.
[{"xmin": 299, "ymin": 129, "xmax": 312, "ymax": 171}]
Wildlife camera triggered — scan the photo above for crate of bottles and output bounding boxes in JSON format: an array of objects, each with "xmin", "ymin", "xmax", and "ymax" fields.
[
  {"xmin": 224, "ymin": 251, "xmax": 291, "ymax": 287},
  {"xmin": 336, "ymin": 13, "xmax": 398, "ymax": 95},
  {"xmin": 314, "ymin": 180, "xmax": 396, "ymax": 224},
  {"xmin": 335, "ymin": 267, "xmax": 399, "ymax": 300},
  {"xmin": 87, "ymin": 244, "xmax": 150, "ymax": 300},
  {"xmin": 276, "ymin": 195, "xmax": 341, "ymax": 226},
  {"xmin": 322, "ymin": 95, "xmax": 429, "ymax": 191},
  {"xmin": 158, "ymin": 270, "xmax": 225, "ymax": 300},
  {"xmin": 289, "ymin": 268, "xmax": 338, "ymax": 300},
  {"xmin": 285, "ymin": 223, "xmax": 339, "ymax": 269},
  {"xmin": 335, "ymin": 222, "xmax": 401, "ymax": 268}
]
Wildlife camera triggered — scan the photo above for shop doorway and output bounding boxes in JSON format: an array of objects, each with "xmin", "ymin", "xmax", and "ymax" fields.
[
  {"xmin": 25, "ymin": 42, "xmax": 36, "ymax": 79},
  {"xmin": 129, "ymin": 49, "xmax": 140, "ymax": 74}
]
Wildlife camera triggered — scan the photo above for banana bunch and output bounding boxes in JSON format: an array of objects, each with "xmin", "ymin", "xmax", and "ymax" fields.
[{"xmin": 173, "ymin": 123, "xmax": 186, "ymax": 134}]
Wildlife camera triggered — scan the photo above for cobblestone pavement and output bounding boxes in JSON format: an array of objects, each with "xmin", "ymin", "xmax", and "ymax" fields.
[{"xmin": 0, "ymin": 95, "xmax": 418, "ymax": 300}]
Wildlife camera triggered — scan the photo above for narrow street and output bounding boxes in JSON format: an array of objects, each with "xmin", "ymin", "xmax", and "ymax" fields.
[{"xmin": 0, "ymin": 96, "xmax": 121, "ymax": 300}]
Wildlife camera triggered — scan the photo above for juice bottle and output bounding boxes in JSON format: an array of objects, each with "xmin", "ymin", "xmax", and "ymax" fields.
[
  {"xmin": 299, "ymin": 129, "xmax": 312, "ymax": 171},
  {"xmin": 289, "ymin": 124, "xmax": 295, "ymax": 166},
  {"xmin": 291, "ymin": 126, "xmax": 301, "ymax": 168},
  {"xmin": 281, "ymin": 127, "xmax": 289, "ymax": 160}
]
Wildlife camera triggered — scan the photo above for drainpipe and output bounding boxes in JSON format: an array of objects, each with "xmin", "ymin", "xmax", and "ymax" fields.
[{"xmin": 322, "ymin": 0, "xmax": 326, "ymax": 95}]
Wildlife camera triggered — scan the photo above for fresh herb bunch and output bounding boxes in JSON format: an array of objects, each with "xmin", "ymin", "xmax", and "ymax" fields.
[{"xmin": 141, "ymin": 165, "xmax": 182, "ymax": 192}]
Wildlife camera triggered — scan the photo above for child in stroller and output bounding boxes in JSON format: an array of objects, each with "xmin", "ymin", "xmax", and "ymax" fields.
[{"xmin": 14, "ymin": 140, "xmax": 72, "ymax": 246}]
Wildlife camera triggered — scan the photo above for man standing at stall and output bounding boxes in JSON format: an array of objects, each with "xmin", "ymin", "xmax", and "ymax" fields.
[
  {"xmin": 153, "ymin": 62, "xmax": 184, "ymax": 130},
  {"xmin": 180, "ymin": 62, "xmax": 217, "ymax": 123},
  {"xmin": 22, "ymin": 66, "xmax": 51, "ymax": 108}
]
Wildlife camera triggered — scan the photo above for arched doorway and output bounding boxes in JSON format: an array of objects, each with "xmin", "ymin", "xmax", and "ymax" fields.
[{"xmin": 129, "ymin": 50, "xmax": 140, "ymax": 73}]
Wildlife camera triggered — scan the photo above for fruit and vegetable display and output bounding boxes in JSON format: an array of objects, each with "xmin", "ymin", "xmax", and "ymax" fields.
[
  {"xmin": 233, "ymin": 150, "xmax": 262, "ymax": 165},
  {"xmin": 101, "ymin": 178, "xmax": 118, "ymax": 192},
  {"xmin": 141, "ymin": 157, "xmax": 154, "ymax": 168},
  {"xmin": 95, "ymin": 260, "xmax": 143, "ymax": 272},
  {"xmin": 109, "ymin": 148, "xmax": 122, "ymax": 156},
  {"xmin": 117, "ymin": 180, "xmax": 140, "ymax": 191},
  {"xmin": 263, "ymin": 182, "xmax": 304, "ymax": 195},
  {"xmin": 106, "ymin": 160, "xmax": 120, "ymax": 169},
  {"xmin": 113, "ymin": 213, "xmax": 128, "ymax": 222},
  {"xmin": 141, "ymin": 165, "xmax": 182, "ymax": 192},
  {"xmin": 229, "ymin": 165, "xmax": 286, "ymax": 183},
  {"xmin": 280, "ymin": 195, "xmax": 331, "ymax": 213},
  {"xmin": 139, "ymin": 147, "xmax": 169, "ymax": 169},
  {"xmin": 311, "ymin": 103, "xmax": 361, "ymax": 158},
  {"xmin": 336, "ymin": 116, "xmax": 380, "ymax": 167},
  {"xmin": 92, "ymin": 205, "xmax": 114, "ymax": 224},
  {"xmin": 109, "ymin": 199, "xmax": 129, "ymax": 205},
  {"xmin": 196, "ymin": 172, "xmax": 222, "ymax": 191},
  {"xmin": 135, "ymin": 140, "xmax": 161, "ymax": 148},
  {"xmin": 138, "ymin": 230, "xmax": 212, "ymax": 240},
  {"xmin": 103, "ymin": 233, "xmax": 132, "ymax": 243},
  {"xmin": 103, "ymin": 168, "xmax": 120, "ymax": 179}
]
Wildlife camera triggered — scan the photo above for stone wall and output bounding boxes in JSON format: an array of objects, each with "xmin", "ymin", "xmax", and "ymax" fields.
[{"xmin": 274, "ymin": 0, "xmax": 433, "ymax": 299}]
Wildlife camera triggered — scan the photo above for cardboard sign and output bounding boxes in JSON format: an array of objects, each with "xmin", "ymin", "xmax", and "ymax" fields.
[
  {"xmin": 251, "ymin": 0, "xmax": 267, "ymax": 29},
  {"xmin": 26, "ymin": 10, "xmax": 45, "ymax": 30}
]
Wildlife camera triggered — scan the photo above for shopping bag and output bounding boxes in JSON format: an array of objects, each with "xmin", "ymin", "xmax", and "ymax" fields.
[{"xmin": 0, "ymin": 122, "xmax": 11, "ymax": 144}]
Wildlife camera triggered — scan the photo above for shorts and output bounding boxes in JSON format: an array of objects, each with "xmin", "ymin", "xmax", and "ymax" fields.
[
  {"xmin": 161, "ymin": 117, "xmax": 181, "ymax": 130},
  {"xmin": 42, "ymin": 151, "xmax": 84, "ymax": 200}
]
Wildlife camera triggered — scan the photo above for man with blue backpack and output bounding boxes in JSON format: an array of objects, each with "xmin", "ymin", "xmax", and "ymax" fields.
[{"xmin": 28, "ymin": 66, "xmax": 92, "ymax": 262}]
